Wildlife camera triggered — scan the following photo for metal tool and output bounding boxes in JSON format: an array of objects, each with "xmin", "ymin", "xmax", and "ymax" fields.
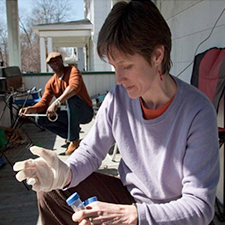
[{"xmin": 24, "ymin": 113, "xmax": 58, "ymax": 122}]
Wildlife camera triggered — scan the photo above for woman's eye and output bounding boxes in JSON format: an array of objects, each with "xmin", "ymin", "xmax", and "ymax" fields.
[{"xmin": 122, "ymin": 65, "xmax": 132, "ymax": 70}]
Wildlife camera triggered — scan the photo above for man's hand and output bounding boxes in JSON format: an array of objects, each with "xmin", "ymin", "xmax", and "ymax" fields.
[
  {"xmin": 72, "ymin": 201, "xmax": 138, "ymax": 225},
  {"xmin": 19, "ymin": 106, "xmax": 36, "ymax": 117},
  {"xmin": 46, "ymin": 101, "xmax": 59, "ymax": 118},
  {"xmin": 13, "ymin": 146, "xmax": 71, "ymax": 192}
]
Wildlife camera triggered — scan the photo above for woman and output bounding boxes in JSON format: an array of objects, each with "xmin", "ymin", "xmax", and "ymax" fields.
[{"xmin": 14, "ymin": 1, "xmax": 219, "ymax": 224}]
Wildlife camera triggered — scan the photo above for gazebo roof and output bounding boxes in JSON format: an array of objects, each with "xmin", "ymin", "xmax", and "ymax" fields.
[
  {"xmin": 33, "ymin": 19, "xmax": 92, "ymax": 32},
  {"xmin": 32, "ymin": 19, "xmax": 93, "ymax": 48}
]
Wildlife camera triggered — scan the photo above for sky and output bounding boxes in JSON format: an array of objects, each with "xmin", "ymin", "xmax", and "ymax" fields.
[{"xmin": 17, "ymin": 0, "xmax": 84, "ymax": 21}]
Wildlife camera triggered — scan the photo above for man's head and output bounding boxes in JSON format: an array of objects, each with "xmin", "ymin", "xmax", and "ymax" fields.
[
  {"xmin": 46, "ymin": 52, "xmax": 64, "ymax": 73},
  {"xmin": 97, "ymin": 1, "xmax": 172, "ymax": 74}
]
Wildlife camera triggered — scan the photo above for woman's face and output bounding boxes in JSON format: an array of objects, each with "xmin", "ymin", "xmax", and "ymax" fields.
[{"xmin": 108, "ymin": 48, "xmax": 157, "ymax": 99}]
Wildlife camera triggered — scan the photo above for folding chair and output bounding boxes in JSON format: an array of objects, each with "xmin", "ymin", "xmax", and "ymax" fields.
[
  {"xmin": 91, "ymin": 93, "xmax": 108, "ymax": 116},
  {"xmin": 190, "ymin": 47, "xmax": 225, "ymax": 222},
  {"xmin": 2, "ymin": 66, "xmax": 43, "ymax": 130},
  {"xmin": 0, "ymin": 67, "xmax": 44, "ymax": 168},
  {"xmin": 9, "ymin": 87, "xmax": 43, "ymax": 128}
]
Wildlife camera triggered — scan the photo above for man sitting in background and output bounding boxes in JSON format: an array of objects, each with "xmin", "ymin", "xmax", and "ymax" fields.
[{"xmin": 19, "ymin": 52, "xmax": 93, "ymax": 155}]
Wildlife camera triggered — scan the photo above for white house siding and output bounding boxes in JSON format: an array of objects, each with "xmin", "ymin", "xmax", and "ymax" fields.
[
  {"xmin": 86, "ymin": 0, "xmax": 112, "ymax": 71},
  {"xmin": 155, "ymin": 0, "xmax": 225, "ymax": 204},
  {"xmin": 23, "ymin": 72, "xmax": 116, "ymax": 98},
  {"xmin": 156, "ymin": 0, "xmax": 225, "ymax": 83},
  {"xmin": 85, "ymin": 0, "xmax": 129, "ymax": 71}
]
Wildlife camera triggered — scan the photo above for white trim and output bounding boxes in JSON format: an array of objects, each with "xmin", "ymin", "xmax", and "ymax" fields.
[
  {"xmin": 47, "ymin": 37, "xmax": 53, "ymax": 72},
  {"xmin": 40, "ymin": 37, "xmax": 46, "ymax": 72},
  {"xmin": 33, "ymin": 24, "xmax": 93, "ymax": 31},
  {"xmin": 38, "ymin": 30, "xmax": 91, "ymax": 37}
]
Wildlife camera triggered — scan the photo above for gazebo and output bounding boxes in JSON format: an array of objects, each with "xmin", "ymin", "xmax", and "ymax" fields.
[{"xmin": 32, "ymin": 19, "xmax": 93, "ymax": 72}]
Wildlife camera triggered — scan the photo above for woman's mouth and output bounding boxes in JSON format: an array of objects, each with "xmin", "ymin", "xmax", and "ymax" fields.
[{"xmin": 126, "ymin": 85, "xmax": 134, "ymax": 91}]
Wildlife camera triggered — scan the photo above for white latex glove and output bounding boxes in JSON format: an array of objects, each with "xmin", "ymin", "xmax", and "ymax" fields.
[{"xmin": 13, "ymin": 146, "xmax": 71, "ymax": 192}]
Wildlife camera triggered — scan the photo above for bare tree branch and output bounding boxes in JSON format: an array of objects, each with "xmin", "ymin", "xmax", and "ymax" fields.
[{"xmin": 1, "ymin": 0, "xmax": 77, "ymax": 71}]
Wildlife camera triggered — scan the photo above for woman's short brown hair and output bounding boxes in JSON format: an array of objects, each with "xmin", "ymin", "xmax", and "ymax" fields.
[{"xmin": 97, "ymin": 1, "xmax": 172, "ymax": 74}]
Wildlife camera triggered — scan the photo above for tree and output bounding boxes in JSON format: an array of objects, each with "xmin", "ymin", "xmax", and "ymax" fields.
[
  {"xmin": 30, "ymin": 0, "xmax": 75, "ymax": 24},
  {"xmin": 19, "ymin": 0, "xmax": 76, "ymax": 72},
  {"xmin": 0, "ymin": 24, "xmax": 8, "ymax": 67},
  {"xmin": 0, "ymin": 0, "xmax": 76, "ymax": 72},
  {"xmin": 0, "ymin": 0, "xmax": 8, "ymax": 67}
]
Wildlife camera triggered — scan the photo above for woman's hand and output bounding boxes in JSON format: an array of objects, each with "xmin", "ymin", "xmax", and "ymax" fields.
[
  {"xmin": 72, "ymin": 201, "xmax": 138, "ymax": 225},
  {"xmin": 13, "ymin": 146, "xmax": 71, "ymax": 192}
]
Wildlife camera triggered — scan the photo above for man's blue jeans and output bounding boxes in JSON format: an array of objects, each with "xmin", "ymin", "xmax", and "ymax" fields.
[{"xmin": 36, "ymin": 96, "xmax": 93, "ymax": 142}]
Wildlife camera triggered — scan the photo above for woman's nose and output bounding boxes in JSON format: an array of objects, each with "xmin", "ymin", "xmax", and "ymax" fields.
[{"xmin": 115, "ymin": 69, "xmax": 125, "ymax": 85}]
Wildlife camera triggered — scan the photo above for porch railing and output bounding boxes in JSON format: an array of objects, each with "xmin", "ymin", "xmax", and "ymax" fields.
[{"xmin": 23, "ymin": 71, "xmax": 116, "ymax": 97}]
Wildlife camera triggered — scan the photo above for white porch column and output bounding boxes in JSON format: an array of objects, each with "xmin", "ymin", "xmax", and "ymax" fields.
[
  {"xmin": 6, "ymin": 0, "xmax": 21, "ymax": 68},
  {"xmin": 77, "ymin": 47, "xmax": 84, "ymax": 71},
  {"xmin": 47, "ymin": 37, "xmax": 53, "ymax": 72},
  {"xmin": 40, "ymin": 37, "xmax": 46, "ymax": 72}
]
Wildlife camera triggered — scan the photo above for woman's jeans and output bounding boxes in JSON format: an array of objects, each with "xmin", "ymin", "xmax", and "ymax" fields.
[{"xmin": 36, "ymin": 95, "xmax": 93, "ymax": 142}]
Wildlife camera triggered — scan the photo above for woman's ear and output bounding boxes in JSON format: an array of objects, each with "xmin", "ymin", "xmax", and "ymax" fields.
[{"xmin": 152, "ymin": 45, "xmax": 164, "ymax": 66}]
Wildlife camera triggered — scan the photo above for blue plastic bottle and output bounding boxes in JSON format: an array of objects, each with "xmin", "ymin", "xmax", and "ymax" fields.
[
  {"xmin": 66, "ymin": 192, "xmax": 85, "ymax": 212},
  {"xmin": 66, "ymin": 192, "xmax": 98, "ymax": 212},
  {"xmin": 83, "ymin": 196, "xmax": 98, "ymax": 207}
]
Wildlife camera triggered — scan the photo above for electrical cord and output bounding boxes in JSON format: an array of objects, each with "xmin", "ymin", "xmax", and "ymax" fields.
[{"xmin": 176, "ymin": 5, "xmax": 225, "ymax": 78}]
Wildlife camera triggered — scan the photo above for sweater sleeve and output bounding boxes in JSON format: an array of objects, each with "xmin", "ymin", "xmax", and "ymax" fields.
[
  {"xmin": 32, "ymin": 78, "xmax": 54, "ymax": 113},
  {"xmin": 66, "ymin": 91, "xmax": 115, "ymax": 187},
  {"xmin": 67, "ymin": 66, "xmax": 82, "ymax": 93}
]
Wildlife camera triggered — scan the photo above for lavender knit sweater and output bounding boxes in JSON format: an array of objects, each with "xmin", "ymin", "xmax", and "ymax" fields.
[{"xmin": 67, "ymin": 76, "xmax": 220, "ymax": 224}]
